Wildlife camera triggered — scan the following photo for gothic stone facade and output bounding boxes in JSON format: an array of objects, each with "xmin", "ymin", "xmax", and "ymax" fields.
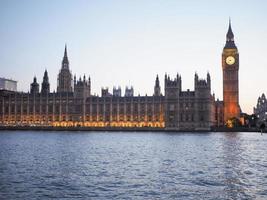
[
  {"xmin": 164, "ymin": 74, "xmax": 215, "ymax": 130},
  {"xmin": 0, "ymin": 77, "xmax": 215, "ymax": 130},
  {"xmin": 0, "ymin": 45, "xmax": 216, "ymax": 130}
]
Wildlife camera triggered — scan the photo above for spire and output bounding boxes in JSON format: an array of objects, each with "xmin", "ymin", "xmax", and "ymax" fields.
[
  {"xmin": 41, "ymin": 70, "xmax": 50, "ymax": 94},
  {"xmin": 43, "ymin": 69, "xmax": 49, "ymax": 81},
  {"xmin": 64, "ymin": 44, "xmax": 67, "ymax": 57},
  {"xmin": 155, "ymin": 74, "xmax": 159, "ymax": 87},
  {"xmin": 62, "ymin": 44, "xmax": 69, "ymax": 69},
  {"xmin": 44, "ymin": 69, "xmax": 48, "ymax": 80},
  {"xmin": 58, "ymin": 44, "xmax": 73, "ymax": 93},
  {"xmin": 154, "ymin": 74, "xmax": 161, "ymax": 96},
  {"xmin": 207, "ymin": 72, "xmax": 210, "ymax": 86},
  {"xmin": 224, "ymin": 19, "xmax": 237, "ymax": 49},
  {"xmin": 195, "ymin": 72, "xmax": 198, "ymax": 80},
  {"xmin": 226, "ymin": 18, "xmax": 234, "ymax": 41}
]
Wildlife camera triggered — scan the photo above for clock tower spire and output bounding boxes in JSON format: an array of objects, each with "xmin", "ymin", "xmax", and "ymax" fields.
[
  {"xmin": 222, "ymin": 20, "xmax": 240, "ymax": 124},
  {"xmin": 225, "ymin": 19, "xmax": 237, "ymax": 49}
]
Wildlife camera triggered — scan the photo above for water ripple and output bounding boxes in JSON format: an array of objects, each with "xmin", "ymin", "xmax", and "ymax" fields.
[{"xmin": 0, "ymin": 131, "xmax": 267, "ymax": 199}]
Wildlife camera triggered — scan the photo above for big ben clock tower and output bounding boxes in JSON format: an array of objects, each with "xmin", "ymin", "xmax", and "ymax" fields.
[{"xmin": 222, "ymin": 20, "xmax": 240, "ymax": 122}]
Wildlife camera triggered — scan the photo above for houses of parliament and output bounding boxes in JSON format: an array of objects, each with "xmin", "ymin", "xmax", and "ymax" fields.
[{"xmin": 0, "ymin": 22, "xmax": 241, "ymax": 130}]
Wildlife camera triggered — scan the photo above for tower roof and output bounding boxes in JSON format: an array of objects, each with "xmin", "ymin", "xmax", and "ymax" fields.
[{"xmin": 224, "ymin": 19, "xmax": 237, "ymax": 49}]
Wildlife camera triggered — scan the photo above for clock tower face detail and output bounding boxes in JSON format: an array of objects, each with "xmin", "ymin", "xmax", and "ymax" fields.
[{"xmin": 222, "ymin": 20, "xmax": 240, "ymax": 122}]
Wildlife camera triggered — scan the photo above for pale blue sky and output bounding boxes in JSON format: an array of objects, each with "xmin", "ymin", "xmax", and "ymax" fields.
[{"xmin": 1, "ymin": 0, "xmax": 267, "ymax": 114}]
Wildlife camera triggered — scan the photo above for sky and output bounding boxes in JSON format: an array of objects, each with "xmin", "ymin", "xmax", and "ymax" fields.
[{"xmin": 0, "ymin": 0, "xmax": 267, "ymax": 114}]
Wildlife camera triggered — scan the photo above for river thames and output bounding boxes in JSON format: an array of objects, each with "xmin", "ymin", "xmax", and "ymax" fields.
[{"xmin": 0, "ymin": 131, "xmax": 266, "ymax": 199}]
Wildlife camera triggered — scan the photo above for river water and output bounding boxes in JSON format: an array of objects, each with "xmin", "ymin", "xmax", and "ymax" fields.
[{"xmin": 0, "ymin": 131, "xmax": 267, "ymax": 199}]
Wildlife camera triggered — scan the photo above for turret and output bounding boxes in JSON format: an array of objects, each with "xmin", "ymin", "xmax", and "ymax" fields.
[
  {"xmin": 74, "ymin": 74, "xmax": 76, "ymax": 84},
  {"xmin": 125, "ymin": 86, "xmax": 134, "ymax": 97},
  {"xmin": 30, "ymin": 76, "xmax": 39, "ymax": 94},
  {"xmin": 194, "ymin": 72, "xmax": 211, "ymax": 98},
  {"xmin": 207, "ymin": 72, "xmax": 211, "ymax": 87},
  {"xmin": 164, "ymin": 73, "xmax": 182, "ymax": 129},
  {"xmin": 74, "ymin": 74, "xmax": 91, "ymax": 98},
  {"xmin": 101, "ymin": 87, "xmax": 111, "ymax": 97},
  {"xmin": 41, "ymin": 69, "xmax": 50, "ymax": 94},
  {"xmin": 113, "ymin": 86, "xmax": 121, "ymax": 97},
  {"xmin": 164, "ymin": 73, "xmax": 182, "ymax": 97},
  {"xmin": 194, "ymin": 73, "xmax": 199, "ymax": 88},
  {"xmin": 154, "ymin": 74, "xmax": 161, "ymax": 96}
]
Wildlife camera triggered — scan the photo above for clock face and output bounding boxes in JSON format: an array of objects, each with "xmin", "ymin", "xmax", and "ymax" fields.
[{"xmin": 226, "ymin": 56, "xmax": 235, "ymax": 65}]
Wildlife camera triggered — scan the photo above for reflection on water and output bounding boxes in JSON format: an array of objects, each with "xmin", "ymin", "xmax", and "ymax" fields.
[
  {"xmin": 0, "ymin": 131, "xmax": 266, "ymax": 199},
  {"xmin": 222, "ymin": 133, "xmax": 247, "ymax": 199}
]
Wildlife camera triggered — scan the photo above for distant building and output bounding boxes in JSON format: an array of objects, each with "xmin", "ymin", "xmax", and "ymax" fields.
[
  {"xmin": 0, "ymin": 77, "xmax": 17, "ymax": 92},
  {"xmin": 254, "ymin": 94, "xmax": 267, "ymax": 123}
]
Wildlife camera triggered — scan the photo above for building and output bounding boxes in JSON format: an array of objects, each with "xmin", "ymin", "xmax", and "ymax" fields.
[
  {"xmin": 0, "ymin": 21, "xmax": 241, "ymax": 130},
  {"xmin": 164, "ymin": 73, "xmax": 215, "ymax": 130},
  {"xmin": 254, "ymin": 93, "xmax": 267, "ymax": 124},
  {"xmin": 222, "ymin": 20, "xmax": 241, "ymax": 123},
  {"xmin": 0, "ymin": 73, "xmax": 214, "ymax": 130},
  {"xmin": 0, "ymin": 45, "xmax": 215, "ymax": 130},
  {"xmin": 0, "ymin": 77, "xmax": 17, "ymax": 92}
]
